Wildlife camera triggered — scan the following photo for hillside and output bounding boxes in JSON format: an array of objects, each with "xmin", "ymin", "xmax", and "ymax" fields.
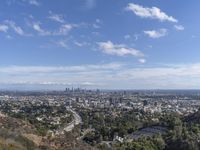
[{"xmin": 0, "ymin": 113, "xmax": 96, "ymax": 150}]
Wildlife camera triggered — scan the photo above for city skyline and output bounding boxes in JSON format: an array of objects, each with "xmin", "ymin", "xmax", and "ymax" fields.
[{"xmin": 0, "ymin": 0, "xmax": 200, "ymax": 89}]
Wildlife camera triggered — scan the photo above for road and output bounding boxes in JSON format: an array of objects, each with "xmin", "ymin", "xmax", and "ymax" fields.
[
  {"xmin": 62, "ymin": 108, "xmax": 82, "ymax": 132},
  {"xmin": 77, "ymin": 128, "xmax": 95, "ymax": 140}
]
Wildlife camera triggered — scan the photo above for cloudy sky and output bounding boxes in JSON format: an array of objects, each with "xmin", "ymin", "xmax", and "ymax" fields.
[{"xmin": 0, "ymin": 0, "xmax": 200, "ymax": 90}]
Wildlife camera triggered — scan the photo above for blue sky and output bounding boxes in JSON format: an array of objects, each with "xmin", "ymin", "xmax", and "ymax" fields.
[{"xmin": 0, "ymin": 0, "xmax": 200, "ymax": 90}]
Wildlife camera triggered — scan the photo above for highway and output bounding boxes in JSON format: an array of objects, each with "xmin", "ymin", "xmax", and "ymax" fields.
[{"xmin": 62, "ymin": 108, "xmax": 82, "ymax": 132}]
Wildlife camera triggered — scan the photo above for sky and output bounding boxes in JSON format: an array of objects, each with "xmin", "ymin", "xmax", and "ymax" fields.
[{"xmin": 0, "ymin": 0, "xmax": 200, "ymax": 90}]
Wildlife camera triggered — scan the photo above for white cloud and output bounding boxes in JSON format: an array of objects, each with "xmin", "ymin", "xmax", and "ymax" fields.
[
  {"xmin": 6, "ymin": 0, "xmax": 40, "ymax": 6},
  {"xmin": 96, "ymin": 19, "xmax": 101, "ymax": 23},
  {"xmin": 0, "ymin": 63, "xmax": 123, "ymax": 74},
  {"xmin": 5, "ymin": 20, "xmax": 25, "ymax": 36},
  {"xmin": 32, "ymin": 22, "xmax": 50, "ymax": 36},
  {"xmin": 124, "ymin": 34, "xmax": 131, "ymax": 40},
  {"xmin": 2, "ymin": 63, "xmax": 200, "ymax": 89},
  {"xmin": 55, "ymin": 24, "xmax": 73, "ymax": 35},
  {"xmin": 0, "ymin": 63, "xmax": 122, "ymax": 89},
  {"xmin": 117, "ymin": 64, "xmax": 200, "ymax": 80},
  {"xmin": 138, "ymin": 58, "xmax": 146, "ymax": 64},
  {"xmin": 144, "ymin": 28, "xmax": 168, "ymax": 38},
  {"xmin": 92, "ymin": 18, "xmax": 102, "ymax": 29},
  {"xmin": 30, "ymin": 20, "xmax": 75, "ymax": 36},
  {"xmin": 174, "ymin": 25, "xmax": 184, "ymax": 31},
  {"xmin": 93, "ymin": 24, "xmax": 100, "ymax": 29},
  {"xmin": 81, "ymin": 82, "xmax": 95, "ymax": 86},
  {"xmin": 55, "ymin": 39, "xmax": 68, "ymax": 48},
  {"xmin": 48, "ymin": 12, "xmax": 65, "ymax": 23},
  {"xmin": 74, "ymin": 41, "xmax": 90, "ymax": 47},
  {"xmin": 126, "ymin": 3, "xmax": 178, "ymax": 23},
  {"xmin": 98, "ymin": 41, "xmax": 144, "ymax": 57},
  {"xmin": 0, "ymin": 25, "xmax": 9, "ymax": 32},
  {"xmin": 29, "ymin": 0, "xmax": 40, "ymax": 6}
]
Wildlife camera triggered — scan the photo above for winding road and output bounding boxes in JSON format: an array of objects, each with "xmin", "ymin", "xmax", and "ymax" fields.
[{"xmin": 62, "ymin": 108, "xmax": 82, "ymax": 132}]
